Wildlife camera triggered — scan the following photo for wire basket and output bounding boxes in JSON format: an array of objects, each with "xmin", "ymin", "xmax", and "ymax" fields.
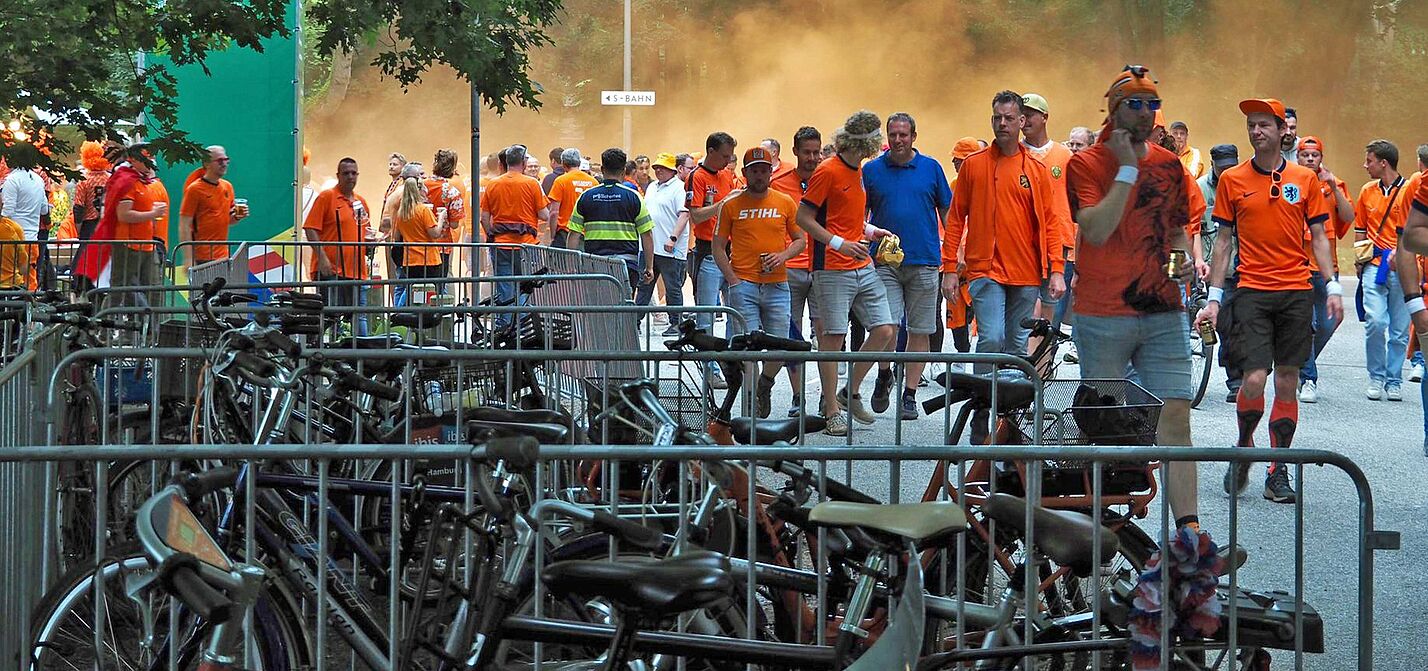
[
  {"xmin": 489, "ymin": 311, "xmax": 574, "ymax": 350},
  {"xmin": 153, "ymin": 320, "xmax": 222, "ymax": 401},
  {"xmin": 416, "ymin": 358, "xmax": 515, "ymax": 413},
  {"xmin": 1012, "ymin": 378, "xmax": 1163, "ymax": 460},
  {"xmin": 580, "ymin": 376, "xmax": 709, "ymax": 444}
]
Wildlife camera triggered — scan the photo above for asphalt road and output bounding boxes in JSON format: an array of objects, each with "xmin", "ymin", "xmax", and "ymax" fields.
[{"xmin": 650, "ymin": 275, "xmax": 1423, "ymax": 670}]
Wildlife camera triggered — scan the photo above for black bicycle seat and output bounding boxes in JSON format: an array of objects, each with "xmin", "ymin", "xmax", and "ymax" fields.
[
  {"xmin": 729, "ymin": 416, "xmax": 827, "ymax": 445},
  {"xmin": 331, "ymin": 334, "xmax": 403, "ymax": 350},
  {"xmin": 982, "ymin": 493, "xmax": 1119, "ymax": 577},
  {"xmin": 466, "ymin": 419, "xmax": 569, "ymax": 445},
  {"xmin": 391, "ymin": 311, "xmax": 447, "ymax": 330},
  {"xmin": 467, "ymin": 406, "xmax": 572, "ymax": 427},
  {"xmin": 934, "ymin": 370, "xmax": 1037, "ymax": 412},
  {"xmin": 541, "ymin": 551, "xmax": 732, "ymax": 618}
]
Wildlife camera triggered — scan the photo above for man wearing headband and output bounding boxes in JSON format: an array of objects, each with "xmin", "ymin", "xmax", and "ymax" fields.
[
  {"xmin": 1395, "ymin": 150, "xmax": 1428, "ymax": 454},
  {"xmin": 1198, "ymin": 97, "xmax": 1342, "ymax": 504},
  {"xmin": 1067, "ymin": 65, "xmax": 1205, "ymax": 537},
  {"xmin": 942, "ymin": 90, "xmax": 1066, "ymax": 445},
  {"xmin": 1354, "ymin": 139, "xmax": 1410, "ymax": 403},
  {"xmin": 1293, "ymin": 137, "xmax": 1354, "ymax": 403}
]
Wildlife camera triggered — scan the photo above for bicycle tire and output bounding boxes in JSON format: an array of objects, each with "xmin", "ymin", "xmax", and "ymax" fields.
[
  {"xmin": 27, "ymin": 546, "xmax": 309, "ymax": 671},
  {"xmin": 1188, "ymin": 298, "xmax": 1213, "ymax": 409}
]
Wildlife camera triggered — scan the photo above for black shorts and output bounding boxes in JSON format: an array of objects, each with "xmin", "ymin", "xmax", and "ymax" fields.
[{"xmin": 1227, "ymin": 288, "xmax": 1313, "ymax": 372}]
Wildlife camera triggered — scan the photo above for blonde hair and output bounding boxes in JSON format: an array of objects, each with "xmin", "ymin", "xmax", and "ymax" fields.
[
  {"xmin": 396, "ymin": 176, "xmax": 425, "ymax": 224},
  {"xmin": 832, "ymin": 110, "xmax": 883, "ymax": 158}
]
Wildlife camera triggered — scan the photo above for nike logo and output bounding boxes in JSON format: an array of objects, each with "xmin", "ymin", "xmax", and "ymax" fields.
[
  {"xmin": 1241, "ymin": 191, "xmax": 1256, "ymax": 197},
  {"xmin": 840, "ymin": 186, "xmax": 851, "ymax": 192}
]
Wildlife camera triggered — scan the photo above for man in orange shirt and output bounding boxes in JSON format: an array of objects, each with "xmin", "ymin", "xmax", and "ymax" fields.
[
  {"xmin": 771, "ymin": 126, "xmax": 823, "ymax": 417},
  {"xmin": 797, "ymin": 110, "xmax": 895, "ymax": 436},
  {"xmin": 110, "ymin": 147, "xmax": 168, "ymax": 308},
  {"xmin": 1020, "ymin": 93, "xmax": 1076, "ymax": 335},
  {"xmin": 943, "ymin": 90, "xmax": 1067, "ymax": 444},
  {"xmin": 1355, "ymin": 139, "xmax": 1411, "ymax": 400},
  {"xmin": 714, "ymin": 146, "xmax": 805, "ymax": 418},
  {"xmin": 1396, "ymin": 163, "xmax": 1428, "ymax": 454},
  {"xmin": 1169, "ymin": 121, "xmax": 1206, "ymax": 180},
  {"xmin": 1294, "ymin": 136, "xmax": 1354, "ymax": 402},
  {"xmin": 425, "ymin": 148, "xmax": 468, "ymax": 278},
  {"xmin": 1197, "ymin": 98, "xmax": 1341, "ymax": 504},
  {"xmin": 303, "ymin": 158, "xmax": 371, "ymax": 330},
  {"xmin": 178, "ymin": 146, "xmax": 247, "ymax": 270},
  {"xmin": 480, "ymin": 145, "xmax": 552, "ymax": 313},
  {"xmin": 684, "ymin": 132, "xmax": 740, "ymax": 388},
  {"xmin": 546, "ymin": 148, "xmax": 597, "ymax": 248}
]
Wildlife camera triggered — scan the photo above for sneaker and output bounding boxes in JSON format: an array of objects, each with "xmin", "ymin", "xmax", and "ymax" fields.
[
  {"xmin": 918, "ymin": 371, "xmax": 931, "ymax": 388},
  {"xmin": 871, "ymin": 369, "xmax": 894, "ymax": 413},
  {"xmin": 1062, "ymin": 344, "xmax": 1079, "ymax": 364},
  {"xmin": 1412, "ymin": 363, "xmax": 1425, "ymax": 383},
  {"xmin": 823, "ymin": 411, "xmax": 849, "ymax": 436},
  {"xmin": 755, "ymin": 375, "xmax": 777, "ymax": 419},
  {"xmin": 1366, "ymin": 380, "xmax": 1384, "ymax": 401},
  {"xmin": 838, "ymin": 361, "xmax": 848, "ymax": 377},
  {"xmin": 1225, "ymin": 389, "xmax": 1239, "ymax": 403},
  {"xmin": 1223, "ymin": 461, "xmax": 1252, "ymax": 496},
  {"xmin": 1386, "ymin": 384, "xmax": 1403, "ymax": 402},
  {"xmin": 898, "ymin": 392, "xmax": 918, "ymax": 421},
  {"xmin": 661, "ymin": 324, "xmax": 682, "ymax": 337},
  {"xmin": 787, "ymin": 393, "xmax": 803, "ymax": 418},
  {"xmin": 836, "ymin": 387, "xmax": 876, "ymax": 425},
  {"xmin": 707, "ymin": 367, "xmax": 728, "ymax": 390},
  {"xmin": 1297, "ymin": 380, "xmax": 1317, "ymax": 403},
  {"xmin": 1263, "ymin": 465, "xmax": 1297, "ymax": 504}
]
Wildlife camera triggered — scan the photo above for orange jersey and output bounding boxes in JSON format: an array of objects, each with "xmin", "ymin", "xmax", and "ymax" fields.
[
  {"xmin": 716, "ymin": 189, "xmax": 801, "ymax": 284},
  {"xmin": 149, "ymin": 179, "xmax": 171, "ymax": 249},
  {"xmin": 547, "ymin": 169, "xmax": 598, "ymax": 231},
  {"xmin": 1184, "ymin": 165, "xmax": 1207, "ymax": 238},
  {"xmin": 1354, "ymin": 176, "xmax": 1408, "ymax": 252},
  {"xmin": 1414, "ymin": 169, "xmax": 1428, "ymax": 217},
  {"xmin": 480, "ymin": 172, "xmax": 547, "ymax": 244},
  {"xmin": 0, "ymin": 216, "xmax": 28, "ymax": 289},
  {"xmin": 685, "ymin": 164, "xmax": 738, "ymax": 242},
  {"xmin": 114, "ymin": 177, "xmax": 164, "ymax": 252},
  {"xmin": 302, "ymin": 188, "xmax": 371, "ymax": 279},
  {"xmin": 1212, "ymin": 159, "xmax": 1330, "ymax": 292},
  {"xmin": 394, "ymin": 204, "xmax": 442, "ymax": 267},
  {"xmin": 1024, "ymin": 140, "xmax": 1075, "ymax": 261},
  {"xmin": 802, "ymin": 156, "xmax": 870, "ymax": 272},
  {"xmin": 180, "ymin": 177, "xmax": 234, "ymax": 263},
  {"xmin": 944, "ymin": 146, "xmax": 1065, "ymax": 286},
  {"xmin": 770, "ymin": 168, "xmax": 812, "ymax": 270},
  {"xmin": 1305, "ymin": 176, "xmax": 1350, "ymax": 274}
]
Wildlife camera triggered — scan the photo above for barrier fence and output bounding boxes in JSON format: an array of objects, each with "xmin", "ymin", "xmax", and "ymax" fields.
[{"xmin": 0, "ymin": 342, "xmax": 1399, "ymax": 670}]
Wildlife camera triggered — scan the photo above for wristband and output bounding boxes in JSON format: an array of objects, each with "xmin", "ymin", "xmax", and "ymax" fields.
[
  {"xmin": 829, "ymin": 235, "xmax": 846, "ymax": 252},
  {"xmin": 1207, "ymin": 286, "xmax": 1224, "ymax": 304},
  {"xmin": 1114, "ymin": 165, "xmax": 1139, "ymax": 185},
  {"xmin": 1325, "ymin": 280, "xmax": 1343, "ymax": 297},
  {"xmin": 1408, "ymin": 296, "xmax": 1427, "ymax": 314}
]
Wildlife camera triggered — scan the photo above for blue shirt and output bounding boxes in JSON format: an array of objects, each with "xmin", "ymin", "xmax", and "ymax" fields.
[{"xmin": 861, "ymin": 151, "xmax": 952, "ymax": 267}]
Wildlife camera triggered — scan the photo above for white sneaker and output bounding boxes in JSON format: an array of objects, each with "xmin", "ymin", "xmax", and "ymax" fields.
[
  {"xmin": 823, "ymin": 412, "xmax": 849, "ymax": 436},
  {"xmin": 1387, "ymin": 384, "xmax": 1404, "ymax": 401},
  {"xmin": 1411, "ymin": 363, "xmax": 1424, "ymax": 383},
  {"xmin": 1366, "ymin": 380, "xmax": 1384, "ymax": 401},
  {"xmin": 1298, "ymin": 380, "xmax": 1317, "ymax": 403}
]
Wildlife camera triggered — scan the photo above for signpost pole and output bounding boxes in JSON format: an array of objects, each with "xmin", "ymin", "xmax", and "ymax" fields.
[{"xmin": 623, "ymin": 0, "xmax": 632, "ymax": 152}]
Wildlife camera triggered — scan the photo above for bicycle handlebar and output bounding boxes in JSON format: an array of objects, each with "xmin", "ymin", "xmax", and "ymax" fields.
[
  {"xmin": 175, "ymin": 466, "xmax": 243, "ymax": 502},
  {"xmin": 333, "ymin": 363, "xmax": 402, "ymax": 402},
  {"xmin": 160, "ymin": 554, "xmax": 236, "ymax": 624}
]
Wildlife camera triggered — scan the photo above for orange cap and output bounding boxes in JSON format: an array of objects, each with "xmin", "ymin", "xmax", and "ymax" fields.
[
  {"xmin": 1238, "ymin": 98, "xmax": 1286, "ymax": 123},
  {"xmin": 1105, "ymin": 65, "xmax": 1159, "ymax": 112},
  {"xmin": 1299, "ymin": 136, "xmax": 1324, "ymax": 153},
  {"xmin": 951, "ymin": 137, "xmax": 981, "ymax": 160},
  {"xmin": 1153, "ymin": 109, "xmax": 1167, "ymax": 129},
  {"xmin": 742, "ymin": 146, "xmax": 773, "ymax": 168}
]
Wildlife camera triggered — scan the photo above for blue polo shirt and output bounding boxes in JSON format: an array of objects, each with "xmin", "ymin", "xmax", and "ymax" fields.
[{"xmin": 862, "ymin": 151, "xmax": 952, "ymax": 267}]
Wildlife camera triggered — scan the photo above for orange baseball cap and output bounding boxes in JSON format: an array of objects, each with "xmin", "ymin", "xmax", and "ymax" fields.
[
  {"xmin": 742, "ymin": 146, "xmax": 774, "ymax": 168},
  {"xmin": 1299, "ymin": 136, "xmax": 1324, "ymax": 153},
  {"xmin": 1153, "ymin": 109, "xmax": 1167, "ymax": 129},
  {"xmin": 951, "ymin": 137, "xmax": 981, "ymax": 160},
  {"xmin": 1238, "ymin": 98, "xmax": 1286, "ymax": 123}
]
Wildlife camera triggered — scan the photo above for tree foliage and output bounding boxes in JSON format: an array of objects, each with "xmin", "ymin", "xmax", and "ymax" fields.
[{"xmin": 0, "ymin": 0, "xmax": 562, "ymax": 177}]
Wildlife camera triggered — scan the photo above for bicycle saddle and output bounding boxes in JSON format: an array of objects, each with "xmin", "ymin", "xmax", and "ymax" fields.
[
  {"xmin": 982, "ymin": 493, "xmax": 1119, "ymax": 577},
  {"xmin": 542, "ymin": 551, "xmax": 733, "ymax": 618},
  {"xmin": 466, "ymin": 419, "xmax": 569, "ymax": 445},
  {"xmin": 729, "ymin": 416, "xmax": 827, "ymax": 445},
  {"xmin": 934, "ymin": 370, "xmax": 1037, "ymax": 412},
  {"xmin": 390, "ymin": 311, "xmax": 447, "ymax": 330},
  {"xmin": 467, "ymin": 406, "xmax": 572, "ymax": 426},
  {"xmin": 808, "ymin": 501, "xmax": 967, "ymax": 543},
  {"xmin": 331, "ymin": 334, "xmax": 403, "ymax": 349}
]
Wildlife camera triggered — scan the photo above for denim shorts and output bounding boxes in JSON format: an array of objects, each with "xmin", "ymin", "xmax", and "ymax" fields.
[
  {"xmin": 729, "ymin": 280, "xmax": 791, "ymax": 335},
  {"xmin": 1072, "ymin": 310, "xmax": 1193, "ymax": 401},
  {"xmin": 813, "ymin": 266, "xmax": 895, "ymax": 335}
]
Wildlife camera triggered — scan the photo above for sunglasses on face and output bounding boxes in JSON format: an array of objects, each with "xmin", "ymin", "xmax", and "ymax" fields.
[
  {"xmin": 1123, "ymin": 98, "xmax": 1163, "ymax": 112},
  {"xmin": 1269, "ymin": 169, "xmax": 1283, "ymax": 200}
]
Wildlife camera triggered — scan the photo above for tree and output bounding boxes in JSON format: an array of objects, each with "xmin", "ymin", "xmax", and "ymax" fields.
[{"xmin": 0, "ymin": 0, "xmax": 562, "ymax": 176}]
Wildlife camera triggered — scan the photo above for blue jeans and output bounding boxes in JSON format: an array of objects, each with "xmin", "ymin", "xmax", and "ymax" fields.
[
  {"xmin": 1051, "ymin": 260, "xmax": 1075, "ymax": 333},
  {"xmin": 1363, "ymin": 266, "xmax": 1410, "ymax": 386},
  {"xmin": 491, "ymin": 247, "xmax": 524, "ymax": 325},
  {"xmin": 967, "ymin": 278, "xmax": 1040, "ymax": 374},
  {"xmin": 729, "ymin": 280, "xmax": 791, "ymax": 335},
  {"xmin": 1300, "ymin": 273, "xmax": 1339, "ymax": 383},
  {"xmin": 695, "ymin": 254, "xmax": 726, "ymax": 332},
  {"xmin": 635, "ymin": 254, "xmax": 687, "ymax": 323},
  {"xmin": 1074, "ymin": 311, "xmax": 1194, "ymax": 401}
]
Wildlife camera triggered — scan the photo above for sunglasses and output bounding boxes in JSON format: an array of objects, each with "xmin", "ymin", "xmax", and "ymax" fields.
[
  {"xmin": 1269, "ymin": 168, "xmax": 1283, "ymax": 200},
  {"xmin": 1123, "ymin": 98, "xmax": 1163, "ymax": 112}
]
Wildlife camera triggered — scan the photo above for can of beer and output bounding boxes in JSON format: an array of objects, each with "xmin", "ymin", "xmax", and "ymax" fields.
[
  {"xmin": 1167, "ymin": 249, "xmax": 1190, "ymax": 279},
  {"xmin": 704, "ymin": 185, "xmax": 716, "ymax": 207},
  {"xmin": 1197, "ymin": 318, "xmax": 1218, "ymax": 345}
]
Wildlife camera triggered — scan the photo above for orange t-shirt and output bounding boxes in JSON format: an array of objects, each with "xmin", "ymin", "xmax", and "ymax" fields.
[
  {"xmin": 802, "ymin": 156, "xmax": 870, "ymax": 272},
  {"xmin": 1354, "ymin": 176, "xmax": 1408, "ymax": 253},
  {"xmin": 685, "ymin": 164, "xmax": 738, "ymax": 242},
  {"xmin": 1414, "ymin": 169, "xmax": 1428, "ymax": 217},
  {"xmin": 149, "ymin": 179, "xmax": 171, "ymax": 249},
  {"xmin": 1183, "ymin": 165, "xmax": 1207, "ymax": 238},
  {"xmin": 1025, "ymin": 140, "xmax": 1075, "ymax": 261},
  {"xmin": 547, "ymin": 169, "xmax": 599, "ymax": 231},
  {"xmin": 1305, "ymin": 176, "xmax": 1350, "ymax": 273},
  {"xmin": 179, "ymin": 177, "xmax": 234, "ymax": 263},
  {"xmin": 394, "ymin": 204, "xmax": 443, "ymax": 267},
  {"xmin": 1212, "ymin": 159, "xmax": 1330, "ymax": 292},
  {"xmin": 114, "ymin": 177, "xmax": 164, "ymax": 252},
  {"xmin": 716, "ymin": 189, "xmax": 801, "ymax": 283},
  {"xmin": 301, "ymin": 188, "xmax": 370, "ymax": 279},
  {"xmin": 771, "ymin": 168, "xmax": 811, "ymax": 270},
  {"xmin": 0, "ymin": 217, "xmax": 28, "ymax": 289},
  {"xmin": 480, "ymin": 172, "xmax": 547, "ymax": 244},
  {"xmin": 944, "ymin": 146, "xmax": 1065, "ymax": 286},
  {"xmin": 1065, "ymin": 142, "xmax": 1188, "ymax": 317}
]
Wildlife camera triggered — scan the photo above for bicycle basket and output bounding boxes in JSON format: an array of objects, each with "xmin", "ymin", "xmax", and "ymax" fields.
[
  {"xmin": 154, "ymin": 320, "xmax": 223, "ymax": 401},
  {"xmin": 1012, "ymin": 378, "xmax": 1162, "ymax": 456},
  {"xmin": 580, "ymin": 376, "xmax": 708, "ymax": 444}
]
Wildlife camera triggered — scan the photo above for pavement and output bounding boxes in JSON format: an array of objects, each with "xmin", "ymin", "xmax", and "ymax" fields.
[{"xmin": 645, "ymin": 276, "xmax": 1424, "ymax": 670}]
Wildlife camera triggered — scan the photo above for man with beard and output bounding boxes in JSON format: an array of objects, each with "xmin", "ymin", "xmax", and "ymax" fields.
[{"xmin": 1294, "ymin": 136, "xmax": 1354, "ymax": 402}]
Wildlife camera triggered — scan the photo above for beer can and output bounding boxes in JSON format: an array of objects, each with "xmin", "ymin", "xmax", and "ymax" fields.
[
  {"xmin": 1167, "ymin": 249, "xmax": 1190, "ymax": 279},
  {"xmin": 1197, "ymin": 318, "xmax": 1218, "ymax": 345}
]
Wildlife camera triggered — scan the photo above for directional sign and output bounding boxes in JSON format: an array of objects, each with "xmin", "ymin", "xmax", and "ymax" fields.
[{"xmin": 601, "ymin": 90, "xmax": 656, "ymax": 106}]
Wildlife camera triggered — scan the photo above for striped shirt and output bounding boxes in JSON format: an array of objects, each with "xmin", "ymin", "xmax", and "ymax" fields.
[{"xmin": 568, "ymin": 180, "xmax": 653, "ymax": 259}]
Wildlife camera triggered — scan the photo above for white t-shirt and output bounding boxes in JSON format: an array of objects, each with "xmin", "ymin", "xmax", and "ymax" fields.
[
  {"xmin": 1, "ymin": 169, "xmax": 50, "ymax": 240},
  {"xmin": 645, "ymin": 176, "xmax": 689, "ymax": 260}
]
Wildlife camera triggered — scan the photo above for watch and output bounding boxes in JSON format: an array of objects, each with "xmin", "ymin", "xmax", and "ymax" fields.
[{"xmin": 669, "ymin": 235, "xmax": 677, "ymax": 241}]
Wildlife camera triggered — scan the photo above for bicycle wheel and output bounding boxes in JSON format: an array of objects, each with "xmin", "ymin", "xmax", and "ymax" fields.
[
  {"xmin": 28, "ymin": 548, "xmax": 308, "ymax": 671},
  {"xmin": 1187, "ymin": 298, "xmax": 1212, "ymax": 408}
]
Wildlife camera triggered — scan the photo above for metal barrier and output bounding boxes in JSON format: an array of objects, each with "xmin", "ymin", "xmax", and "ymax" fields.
[{"xmin": 8, "ymin": 345, "xmax": 1396, "ymax": 670}]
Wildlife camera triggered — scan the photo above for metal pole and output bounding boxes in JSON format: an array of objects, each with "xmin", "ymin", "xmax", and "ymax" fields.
[{"xmin": 622, "ymin": 0, "xmax": 632, "ymax": 152}]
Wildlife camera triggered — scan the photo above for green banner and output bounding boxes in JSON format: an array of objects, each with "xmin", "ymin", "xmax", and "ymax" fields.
[{"xmin": 154, "ymin": 0, "xmax": 301, "ymax": 267}]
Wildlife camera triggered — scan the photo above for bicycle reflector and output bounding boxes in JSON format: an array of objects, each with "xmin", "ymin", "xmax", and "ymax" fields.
[{"xmin": 875, "ymin": 234, "xmax": 904, "ymax": 268}]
